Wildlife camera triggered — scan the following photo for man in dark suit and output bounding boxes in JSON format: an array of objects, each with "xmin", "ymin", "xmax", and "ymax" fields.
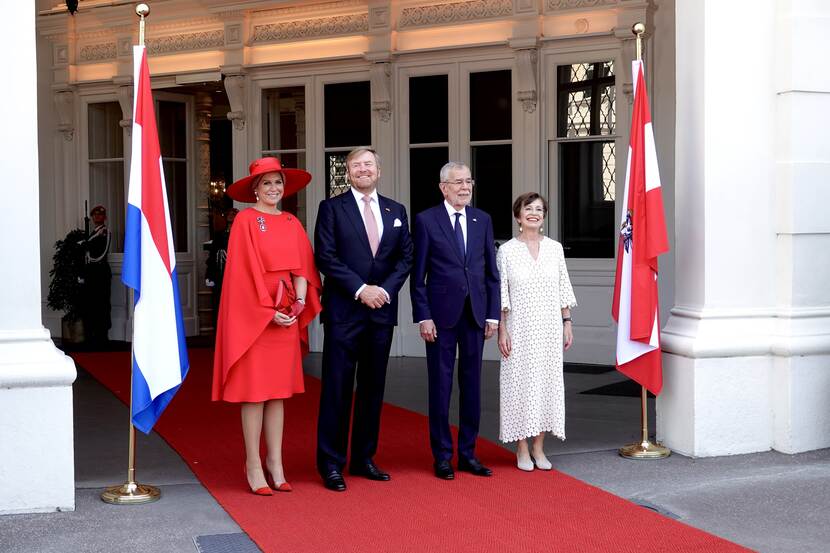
[
  {"xmin": 314, "ymin": 148, "xmax": 413, "ymax": 492},
  {"xmin": 410, "ymin": 161, "xmax": 500, "ymax": 480}
]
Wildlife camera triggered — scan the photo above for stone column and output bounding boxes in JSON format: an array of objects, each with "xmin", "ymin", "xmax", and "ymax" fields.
[
  {"xmin": 659, "ymin": 0, "xmax": 830, "ymax": 456},
  {"xmin": 0, "ymin": 3, "xmax": 77, "ymax": 514},
  {"xmin": 195, "ymin": 92, "xmax": 214, "ymax": 335}
]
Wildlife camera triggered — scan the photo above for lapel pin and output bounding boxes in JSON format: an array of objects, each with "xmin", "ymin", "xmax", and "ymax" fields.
[
  {"xmin": 473, "ymin": 218, "xmax": 478, "ymax": 222},
  {"xmin": 385, "ymin": 207, "xmax": 391, "ymax": 212}
]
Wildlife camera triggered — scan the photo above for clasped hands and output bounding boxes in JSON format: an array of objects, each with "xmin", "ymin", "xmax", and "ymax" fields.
[
  {"xmin": 272, "ymin": 300, "xmax": 305, "ymax": 326},
  {"xmin": 358, "ymin": 285, "xmax": 388, "ymax": 309}
]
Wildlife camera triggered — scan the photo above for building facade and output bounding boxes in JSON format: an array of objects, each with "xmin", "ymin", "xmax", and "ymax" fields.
[{"xmin": 1, "ymin": 0, "xmax": 824, "ymax": 515}]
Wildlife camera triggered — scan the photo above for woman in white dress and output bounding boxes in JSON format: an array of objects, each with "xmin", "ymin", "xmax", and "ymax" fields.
[{"xmin": 497, "ymin": 193, "xmax": 576, "ymax": 471}]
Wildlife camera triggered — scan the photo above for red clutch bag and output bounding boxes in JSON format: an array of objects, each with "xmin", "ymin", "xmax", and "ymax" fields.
[{"xmin": 274, "ymin": 280, "xmax": 296, "ymax": 315}]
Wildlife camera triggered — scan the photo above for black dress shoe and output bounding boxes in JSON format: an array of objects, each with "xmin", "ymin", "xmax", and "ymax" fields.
[
  {"xmin": 349, "ymin": 461, "xmax": 391, "ymax": 481},
  {"xmin": 458, "ymin": 457, "xmax": 492, "ymax": 477},
  {"xmin": 322, "ymin": 470, "xmax": 347, "ymax": 492},
  {"xmin": 433, "ymin": 460, "xmax": 455, "ymax": 480}
]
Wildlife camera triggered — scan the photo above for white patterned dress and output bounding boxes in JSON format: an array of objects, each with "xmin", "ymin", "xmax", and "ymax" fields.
[{"xmin": 497, "ymin": 237, "xmax": 577, "ymax": 443}]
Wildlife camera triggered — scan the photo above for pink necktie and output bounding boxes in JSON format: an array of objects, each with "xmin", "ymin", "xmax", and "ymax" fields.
[{"xmin": 362, "ymin": 195, "xmax": 379, "ymax": 256}]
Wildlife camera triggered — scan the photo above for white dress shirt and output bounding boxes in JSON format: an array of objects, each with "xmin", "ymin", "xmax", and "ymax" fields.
[{"xmin": 351, "ymin": 186, "xmax": 389, "ymax": 303}]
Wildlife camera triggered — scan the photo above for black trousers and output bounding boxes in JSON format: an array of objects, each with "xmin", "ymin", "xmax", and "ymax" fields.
[{"xmin": 316, "ymin": 319, "xmax": 394, "ymax": 475}]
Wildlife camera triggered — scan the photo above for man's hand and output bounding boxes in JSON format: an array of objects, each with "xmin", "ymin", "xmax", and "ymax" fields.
[
  {"xmin": 484, "ymin": 322, "xmax": 498, "ymax": 340},
  {"xmin": 358, "ymin": 285, "xmax": 387, "ymax": 309},
  {"xmin": 419, "ymin": 320, "xmax": 438, "ymax": 342}
]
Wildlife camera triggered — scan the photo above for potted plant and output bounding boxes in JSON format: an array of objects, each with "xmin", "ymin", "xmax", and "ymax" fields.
[{"xmin": 47, "ymin": 228, "xmax": 87, "ymax": 343}]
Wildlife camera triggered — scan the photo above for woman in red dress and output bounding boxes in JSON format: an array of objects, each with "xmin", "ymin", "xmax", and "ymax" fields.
[{"xmin": 212, "ymin": 157, "xmax": 322, "ymax": 495}]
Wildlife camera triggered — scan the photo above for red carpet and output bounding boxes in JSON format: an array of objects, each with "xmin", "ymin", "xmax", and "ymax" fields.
[{"xmin": 71, "ymin": 349, "xmax": 752, "ymax": 553}]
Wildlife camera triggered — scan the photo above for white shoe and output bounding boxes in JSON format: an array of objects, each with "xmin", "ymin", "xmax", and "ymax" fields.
[
  {"xmin": 531, "ymin": 453, "xmax": 552, "ymax": 471},
  {"xmin": 516, "ymin": 454, "xmax": 534, "ymax": 472}
]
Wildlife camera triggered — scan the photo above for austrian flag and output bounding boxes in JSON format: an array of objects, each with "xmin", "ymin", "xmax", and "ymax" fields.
[
  {"xmin": 122, "ymin": 45, "xmax": 189, "ymax": 433},
  {"xmin": 611, "ymin": 60, "xmax": 670, "ymax": 395}
]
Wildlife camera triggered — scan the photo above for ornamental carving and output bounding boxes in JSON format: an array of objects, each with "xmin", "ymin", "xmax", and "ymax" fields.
[
  {"xmin": 252, "ymin": 14, "xmax": 368, "ymax": 43},
  {"xmin": 80, "ymin": 43, "xmax": 117, "ymax": 62},
  {"xmin": 145, "ymin": 30, "xmax": 225, "ymax": 56},
  {"xmin": 546, "ymin": 0, "xmax": 618, "ymax": 10},
  {"xmin": 255, "ymin": 1, "xmax": 363, "ymax": 18},
  {"xmin": 399, "ymin": 0, "xmax": 512, "ymax": 29}
]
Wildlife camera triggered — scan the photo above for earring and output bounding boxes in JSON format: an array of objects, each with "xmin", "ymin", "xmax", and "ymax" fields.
[{"xmin": 519, "ymin": 225, "xmax": 523, "ymax": 232}]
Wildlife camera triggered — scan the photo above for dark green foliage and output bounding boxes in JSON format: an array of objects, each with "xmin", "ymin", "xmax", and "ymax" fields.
[{"xmin": 47, "ymin": 229, "xmax": 86, "ymax": 322}]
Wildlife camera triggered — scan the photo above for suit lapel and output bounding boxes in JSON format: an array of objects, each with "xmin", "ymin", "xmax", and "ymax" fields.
[
  {"xmin": 376, "ymin": 195, "xmax": 396, "ymax": 255},
  {"xmin": 435, "ymin": 206, "xmax": 465, "ymax": 266},
  {"xmin": 339, "ymin": 192, "xmax": 372, "ymax": 255}
]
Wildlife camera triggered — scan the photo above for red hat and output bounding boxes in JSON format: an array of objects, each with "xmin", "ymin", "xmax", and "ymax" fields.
[{"xmin": 225, "ymin": 157, "xmax": 312, "ymax": 203}]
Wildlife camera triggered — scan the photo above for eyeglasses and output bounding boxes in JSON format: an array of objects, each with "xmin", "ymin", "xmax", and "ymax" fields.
[{"xmin": 442, "ymin": 179, "xmax": 475, "ymax": 187}]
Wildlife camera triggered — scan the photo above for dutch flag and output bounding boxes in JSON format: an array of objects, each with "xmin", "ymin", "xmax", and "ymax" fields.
[{"xmin": 122, "ymin": 45, "xmax": 189, "ymax": 434}]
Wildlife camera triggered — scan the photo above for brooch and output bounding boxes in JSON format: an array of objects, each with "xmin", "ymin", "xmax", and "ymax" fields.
[{"xmin": 257, "ymin": 216, "xmax": 267, "ymax": 232}]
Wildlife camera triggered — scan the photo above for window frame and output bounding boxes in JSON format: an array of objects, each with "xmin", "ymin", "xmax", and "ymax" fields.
[{"xmin": 544, "ymin": 46, "xmax": 627, "ymax": 269}]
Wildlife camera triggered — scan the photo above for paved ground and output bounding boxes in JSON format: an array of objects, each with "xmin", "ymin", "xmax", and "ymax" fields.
[{"xmin": 1, "ymin": 349, "xmax": 828, "ymax": 553}]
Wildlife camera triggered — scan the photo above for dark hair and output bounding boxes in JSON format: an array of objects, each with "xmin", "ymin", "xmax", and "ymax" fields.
[{"xmin": 512, "ymin": 192, "xmax": 548, "ymax": 219}]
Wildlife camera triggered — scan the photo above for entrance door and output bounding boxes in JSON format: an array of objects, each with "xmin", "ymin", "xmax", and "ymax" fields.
[{"xmin": 396, "ymin": 59, "xmax": 516, "ymax": 360}]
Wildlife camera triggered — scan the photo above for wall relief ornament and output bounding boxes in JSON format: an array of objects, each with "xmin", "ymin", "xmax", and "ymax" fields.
[
  {"xmin": 370, "ymin": 62, "xmax": 392, "ymax": 123},
  {"xmin": 80, "ymin": 42, "xmax": 117, "ymax": 62},
  {"xmin": 53, "ymin": 89, "xmax": 75, "ymax": 142},
  {"xmin": 145, "ymin": 30, "xmax": 225, "ymax": 56},
  {"xmin": 223, "ymin": 74, "xmax": 246, "ymax": 131},
  {"xmin": 399, "ymin": 0, "xmax": 513, "ymax": 28},
  {"xmin": 514, "ymin": 48, "xmax": 538, "ymax": 113},
  {"xmin": 252, "ymin": 14, "xmax": 368, "ymax": 43},
  {"xmin": 546, "ymin": 0, "xmax": 618, "ymax": 10}
]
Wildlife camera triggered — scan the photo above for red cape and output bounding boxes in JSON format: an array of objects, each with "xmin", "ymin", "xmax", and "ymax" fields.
[{"xmin": 212, "ymin": 209, "xmax": 321, "ymax": 398}]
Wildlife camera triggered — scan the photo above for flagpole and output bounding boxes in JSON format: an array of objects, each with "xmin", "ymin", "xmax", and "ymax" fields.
[
  {"xmin": 619, "ymin": 22, "xmax": 670, "ymax": 461},
  {"xmin": 101, "ymin": 3, "xmax": 161, "ymax": 504}
]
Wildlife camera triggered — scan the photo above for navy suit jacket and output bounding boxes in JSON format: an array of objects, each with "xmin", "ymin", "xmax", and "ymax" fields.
[
  {"xmin": 314, "ymin": 191, "xmax": 413, "ymax": 326},
  {"xmin": 410, "ymin": 204, "xmax": 500, "ymax": 328}
]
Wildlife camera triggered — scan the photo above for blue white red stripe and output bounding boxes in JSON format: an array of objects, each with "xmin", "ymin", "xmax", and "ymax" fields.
[{"xmin": 122, "ymin": 45, "xmax": 189, "ymax": 434}]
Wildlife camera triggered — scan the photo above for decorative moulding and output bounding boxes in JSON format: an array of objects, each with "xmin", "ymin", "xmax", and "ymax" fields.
[
  {"xmin": 223, "ymin": 74, "xmax": 246, "ymax": 131},
  {"xmin": 546, "ymin": 0, "xmax": 618, "ymax": 11},
  {"xmin": 370, "ymin": 62, "xmax": 392, "ymax": 122},
  {"xmin": 253, "ymin": 1, "xmax": 364, "ymax": 19},
  {"xmin": 79, "ymin": 42, "xmax": 117, "ymax": 63},
  {"xmin": 252, "ymin": 14, "xmax": 369, "ymax": 43},
  {"xmin": 53, "ymin": 89, "xmax": 75, "ymax": 142},
  {"xmin": 398, "ymin": 0, "xmax": 513, "ymax": 29},
  {"xmin": 116, "ymin": 83, "xmax": 133, "ymax": 131},
  {"xmin": 146, "ymin": 29, "xmax": 225, "ymax": 56},
  {"xmin": 514, "ymin": 48, "xmax": 538, "ymax": 113}
]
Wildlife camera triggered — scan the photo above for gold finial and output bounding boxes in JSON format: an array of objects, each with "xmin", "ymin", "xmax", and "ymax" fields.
[
  {"xmin": 136, "ymin": 4, "xmax": 150, "ymax": 47},
  {"xmin": 632, "ymin": 22, "xmax": 645, "ymax": 62}
]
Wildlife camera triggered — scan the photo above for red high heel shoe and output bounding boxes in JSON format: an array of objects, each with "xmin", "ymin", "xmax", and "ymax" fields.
[
  {"xmin": 265, "ymin": 468, "xmax": 293, "ymax": 492},
  {"xmin": 245, "ymin": 466, "xmax": 273, "ymax": 496}
]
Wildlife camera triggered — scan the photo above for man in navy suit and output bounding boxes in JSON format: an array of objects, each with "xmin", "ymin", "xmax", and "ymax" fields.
[
  {"xmin": 410, "ymin": 161, "xmax": 500, "ymax": 480},
  {"xmin": 314, "ymin": 148, "xmax": 413, "ymax": 492}
]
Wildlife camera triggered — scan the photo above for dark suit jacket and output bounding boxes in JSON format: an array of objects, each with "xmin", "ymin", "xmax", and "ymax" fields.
[
  {"xmin": 314, "ymin": 191, "xmax": 413, "ymax": 326},
  {"xmin": 410, "ymin": 204, "xmax": 500, "ymax": 328}
]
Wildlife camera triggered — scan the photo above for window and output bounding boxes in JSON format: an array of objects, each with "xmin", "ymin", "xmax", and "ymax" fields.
[
  {"xmin": 405, "ymin": 68, "xmax": 513, "ymax": 240},
  {"xmin": 409, "ymin": 74, "xmax": 448, "ymax": 217},
  {"xmin": 323, "ymin": 81, "xmax": 371, "ymax": 198},
  {"xmin": 469, "ymin": 70, "xmax": 512, "ymax": 240},
  {"xmin": 87, "ymin": 102, "xmax": 125, "ymax": 252},
  {"xmin": 262, "ymin": 86, "xmax": 306, "ymax": 216},
  {"xmin": 157, "ymin": 100, "xmax": 188, "ymax": 252},
  {"xmin": 557, "ymin": 61, "xmax": 616, "ymax": 258}
]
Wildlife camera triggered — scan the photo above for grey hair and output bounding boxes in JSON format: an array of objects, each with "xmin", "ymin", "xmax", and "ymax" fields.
[{"xmin": 439, "ymin": 161, "xmax": 469, "ymax": 183}]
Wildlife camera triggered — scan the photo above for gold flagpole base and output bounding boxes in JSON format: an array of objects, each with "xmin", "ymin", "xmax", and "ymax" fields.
[
  {"xmin": 101, "ymin": 481, "xmax": 161, "ymax": 505},
  {"xmin": 619, "ymin": 440, "xmax": 671, "ymax": 460}
]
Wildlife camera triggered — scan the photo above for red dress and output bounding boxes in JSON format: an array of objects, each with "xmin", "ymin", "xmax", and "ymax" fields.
[{"xmin": 212, "ymin": 208, "xmax": 322, "ymax": 403}]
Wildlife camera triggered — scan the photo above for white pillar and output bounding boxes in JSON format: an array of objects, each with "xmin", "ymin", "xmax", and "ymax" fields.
[
  {"xmin": 0, "ymin": 4, "xmax": 77, "ymax": 513},
  {"xmin": 659, "ymin": 0, "xmax": 830, "ymax": 456}
]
